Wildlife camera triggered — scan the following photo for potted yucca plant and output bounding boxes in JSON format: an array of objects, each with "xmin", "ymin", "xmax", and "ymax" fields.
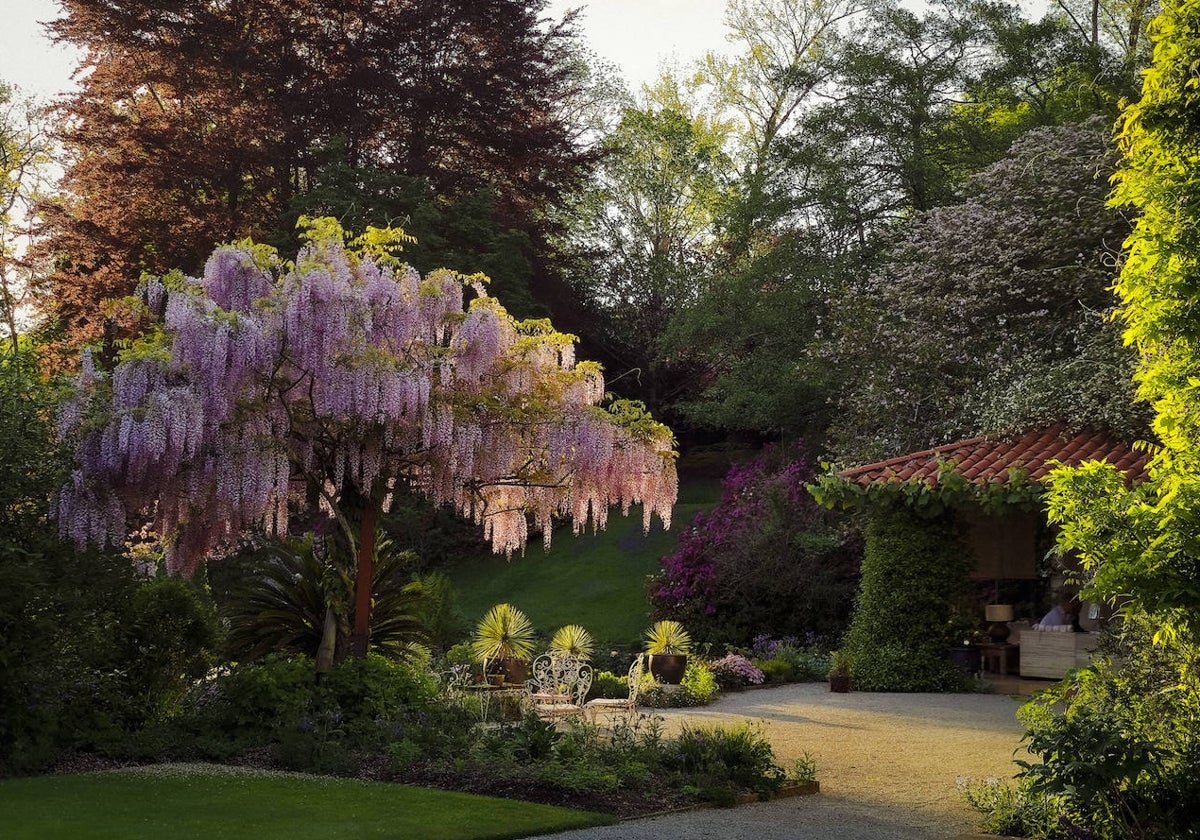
[
  {"xmin": 644, "ymin": 620, "xmax": 692, "ymax": 685},
  {"xmin": 472, "ymin": 603, "xmax": 535, "ymax": 686},
  {"xmin": 549, "ymin": 624, "xmax": 595, "ymax": 660}
]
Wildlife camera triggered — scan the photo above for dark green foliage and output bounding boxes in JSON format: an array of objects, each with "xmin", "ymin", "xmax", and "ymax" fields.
[
  {"xmin": 120, "ymin": 578, "xmax": 221, "ymax": 719},
  {"xmin": 381, "ymin": 485, "xmax": 491, "ymax": 574},
  {"xmin": 672, "ymin": 722, "xmax": 786, "ymax": 804},
  {"xmin": 1016, "ymin": 615, "xmax": 1200, "ymax": 840},
  {"xmin": 277, "ymin": 160, "xmax": 543, "ymax": 320},
  {"xmin": 586, "ymin": 670, "xmax": 629, "ymax": 701},
  {"xmin": 452, "ymin": 713, "xmax": 787, "ymax": 807},
  {"xmin": 0, "ymin": 345, "xmax": 220, "ymax": 774},
  {"xmin": 167, "ymin": 652, "xmax": 440, "ymax": 767},
  {"xmin": 221, "ymin": 532, "xmax": 428, "ymax": 663},
  {"xmin": 412, "ymin": 572, "xmax": 470, "ymax": 653},
  {"xmin": 841, "ymin": 507, "xmax": 972, "ymax": 691}
]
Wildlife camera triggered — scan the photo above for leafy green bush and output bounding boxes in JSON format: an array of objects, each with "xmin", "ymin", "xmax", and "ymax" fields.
[
  {"xmin": 179, "ymin": 652, "xmax": 436, "ymax": 751},
  {"xmin": 1, "ymin": 347, "xmax": 219, "ymax": 772},
  {"xmin": 641, "ymin": 661, "xmax": 719, "ymax": 708},
  {"xmin": 445, "ymin": 642, "xmax": 475, "ymax": 667},
  {"xmin": 961, "ymin": 776, "xmax": 1063, "ymax": 838},
  {"xmin": 672, "ymin": 722, "xmax": 786, "ymax": 803},
  {"xmin": 320, "ymin": 653, "xmax": 438, "ymax": 720},
  {"xmin": 587, "ymin": 670, "xmax": 629, "ymax": 701},
  {"xmin": 123, "ymin": 577, "xmax": 221, "ymax": 717},
  {"xmin": 841, "ymin": 507, "xmax": 971, "ymax": 692},
  {"xmin": 1016, "ymin": 614, "xmax": 1200, "ymax": 840}
]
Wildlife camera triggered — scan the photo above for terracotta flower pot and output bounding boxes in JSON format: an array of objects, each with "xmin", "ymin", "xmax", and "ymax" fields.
[
  {"xmin": 647, "ymin": 653, "xmax": 688, "ymax": 685},
  {"xmin": 500, "ymin": 657, "xmax": 528, "ymax": 686}
]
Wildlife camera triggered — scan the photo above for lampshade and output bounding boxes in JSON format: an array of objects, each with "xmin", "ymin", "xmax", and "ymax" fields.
[{"xmin": 985, "ymin": 604, "xmax": 1014, "ymax": 622}]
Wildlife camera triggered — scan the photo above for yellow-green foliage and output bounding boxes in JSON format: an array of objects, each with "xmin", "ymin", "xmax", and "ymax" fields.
[{"xmin": 1049, "ymin": 0, "xmax": 1200, "ymax": 630}]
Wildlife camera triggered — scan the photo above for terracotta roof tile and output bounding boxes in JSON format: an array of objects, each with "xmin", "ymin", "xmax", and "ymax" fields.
[{"xmin": 838, "ymin": 423, "xmax": 1150, "ymax": 488}]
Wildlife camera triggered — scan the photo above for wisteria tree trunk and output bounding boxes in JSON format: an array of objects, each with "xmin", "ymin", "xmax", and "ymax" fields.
[{"xmin": 350, "ymin": 501, "xmax": 378, "ymax": 659}]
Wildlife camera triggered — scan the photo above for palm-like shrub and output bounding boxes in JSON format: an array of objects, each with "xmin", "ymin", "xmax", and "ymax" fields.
[
  {"xmin": 644, "ymin": 620, "xmax": 692, "ymax": 655},
  {"xmin": 224, "ymin": 531, "xmax": 428, "ymax": 662},
  {"xmin": 549, "ymin": 624, "xmax": 595, "ymax": 660},
  {"xmin": 471, "ymin": 603, "xmax": 536, "ymax": 663}
]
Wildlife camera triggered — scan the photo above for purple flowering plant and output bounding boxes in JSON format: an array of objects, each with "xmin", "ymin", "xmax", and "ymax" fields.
[
  {"xmin": 708, "ymin": 654, "xmax": 765, "ymax": 689},
  {"xmin": 649, "ymin": 443, "xmax": 860, "ymax": 646}
]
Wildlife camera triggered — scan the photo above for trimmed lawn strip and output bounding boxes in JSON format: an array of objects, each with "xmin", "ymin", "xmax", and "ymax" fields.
[{"xmin": 0, "ymin": 765, "xmax": 614, "ymax": 840}]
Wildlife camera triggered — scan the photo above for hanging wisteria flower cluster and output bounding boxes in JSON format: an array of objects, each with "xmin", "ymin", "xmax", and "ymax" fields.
[{"xmin": 57, "ymin": 220, "xmax": 677, "ymax": 573}]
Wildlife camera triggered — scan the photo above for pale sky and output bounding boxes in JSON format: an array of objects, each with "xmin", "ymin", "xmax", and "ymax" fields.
[{"xmin": 0, "ymin": 0, "xmax": 730, "ymax": 101}]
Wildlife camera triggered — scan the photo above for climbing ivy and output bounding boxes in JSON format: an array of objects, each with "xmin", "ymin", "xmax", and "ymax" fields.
[{"xmin": 808, "ymin": 459, "xmax": 1044, "ymax": 517}]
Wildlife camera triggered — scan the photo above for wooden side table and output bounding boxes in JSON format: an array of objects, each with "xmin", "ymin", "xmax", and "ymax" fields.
[{"xmin": 980, "ymin": 643, "xmax": 1019, "ymax": 676}]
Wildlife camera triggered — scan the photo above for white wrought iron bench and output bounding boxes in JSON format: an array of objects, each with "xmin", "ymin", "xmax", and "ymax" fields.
[
  {"xmin": 584, "ymin": 655, "xmax": 643, "ymax": 721},
  {"xmin": 525, "ymin": 653, "xmax": 593, "ymax": 719}
]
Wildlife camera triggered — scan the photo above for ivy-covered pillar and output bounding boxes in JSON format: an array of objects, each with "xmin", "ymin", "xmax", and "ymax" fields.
[{"xmin": 840, "ymin": 505, "xmax": 972, "ymax": 691}]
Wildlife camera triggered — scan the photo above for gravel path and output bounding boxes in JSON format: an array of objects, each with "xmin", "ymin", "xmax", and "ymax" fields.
[{"xmin": 533, "ymin": 683, "xmax": 1029, "ymax": 839}]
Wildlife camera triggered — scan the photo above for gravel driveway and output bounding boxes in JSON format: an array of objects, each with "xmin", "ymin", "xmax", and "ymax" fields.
[{"xmin": 534, "ymin": 683, "xmax": 1029, "ymax": 839}]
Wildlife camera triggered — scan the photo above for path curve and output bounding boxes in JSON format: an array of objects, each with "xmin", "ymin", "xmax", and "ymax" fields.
[{"xmin": 535, "ymin": 683, "xmax": 1029, "ymax": 839}]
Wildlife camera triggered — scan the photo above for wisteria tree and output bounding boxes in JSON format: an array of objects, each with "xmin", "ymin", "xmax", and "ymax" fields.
[{"xmin": 57, "ymin": 219, "xmax": 677, "ymax": 659}]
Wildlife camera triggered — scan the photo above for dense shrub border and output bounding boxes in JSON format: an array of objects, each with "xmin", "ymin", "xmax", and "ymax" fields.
[{"xmin": 47, "ymin": 652, "xmax": 801, "ymax": 817}]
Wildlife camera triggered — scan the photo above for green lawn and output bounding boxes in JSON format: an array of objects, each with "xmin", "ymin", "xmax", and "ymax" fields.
[
  {"xmin": 448, "ymin": 479, "xmax": 720, "ymax": 644},
  {"xmin": 0, "ymin": 765, "xmax": 614, "ymax": 840}
]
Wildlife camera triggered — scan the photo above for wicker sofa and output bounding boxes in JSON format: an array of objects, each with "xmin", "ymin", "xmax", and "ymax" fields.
[{"xmin": 1018, "ymin": 628, "xmax": 1099, "ymax": 679}]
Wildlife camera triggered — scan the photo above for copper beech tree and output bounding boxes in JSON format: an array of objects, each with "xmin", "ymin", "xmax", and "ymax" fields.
[{"xmin": 57, "ymin": 220, "xmax": 677, "ymax": 661}]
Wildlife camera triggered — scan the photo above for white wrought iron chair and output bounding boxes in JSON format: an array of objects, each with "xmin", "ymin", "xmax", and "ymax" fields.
[
  {"xmin": 584, "ymin": 655, "xmax": 643, "ymax": 722},
  {"xmin": 525, "ymin": 653, "xmax": 592, "ymax": 719}
]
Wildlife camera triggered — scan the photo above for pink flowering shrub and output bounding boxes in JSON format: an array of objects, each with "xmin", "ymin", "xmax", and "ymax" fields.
[
  {"xmin": 649, "ymin": 445, "xmax": 861, "ymax": 646},
  {"xmin": 708, "ymin": 654, "xmax": 765, "ymax": 689}
]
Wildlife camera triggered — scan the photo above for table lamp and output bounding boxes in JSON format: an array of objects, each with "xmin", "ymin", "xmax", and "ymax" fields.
[{"xmin": 985, "ymin": 604, "xmax": 1014, "ymax": 643}]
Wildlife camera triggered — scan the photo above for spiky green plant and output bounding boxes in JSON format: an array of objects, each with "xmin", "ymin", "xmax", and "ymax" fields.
[
  {"xmin": 471, "ymin": 603, "xmax": 536, "ymax": 663},
  {"xmin": 223, "ymin": 531, "xmax": 428, "ymax": 662},
  {"xmin": 644, "ymin": 620, "xmax": 693, "ymax": 655},
  {"xmin": 549, "ymin": 624, "xmax": 595, "ymax": 660}
]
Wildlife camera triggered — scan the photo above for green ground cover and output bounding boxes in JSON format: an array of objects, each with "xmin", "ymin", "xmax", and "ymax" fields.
[
  {"xmin": 448, "ymin": 479, "xmax": 720, "ymax": 643},
  {"xmin": 0, "ymin": 765, "xmax": 614, "ymax": 840}
]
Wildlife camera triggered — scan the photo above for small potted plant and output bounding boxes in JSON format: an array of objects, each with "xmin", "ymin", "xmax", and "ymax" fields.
[
  {"xmin": 828, "ymin": 650, "xmax": 851, "ymax": 693},
  {"xmin": 644, "ymin": 620, "xmax": 692, "ymax": 685},
  {"xmin": 549, "ymin": 624, "xmax": 595, "ymax": 660},
  {"xmin": 472, "ymin": 603, "xmax": 535, "ymax": 686}
]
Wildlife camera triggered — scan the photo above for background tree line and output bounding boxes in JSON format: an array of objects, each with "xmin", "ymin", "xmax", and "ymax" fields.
[{"xmin": 4, "ymin": 0, "xmax": 1161, "ymax": 465}]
